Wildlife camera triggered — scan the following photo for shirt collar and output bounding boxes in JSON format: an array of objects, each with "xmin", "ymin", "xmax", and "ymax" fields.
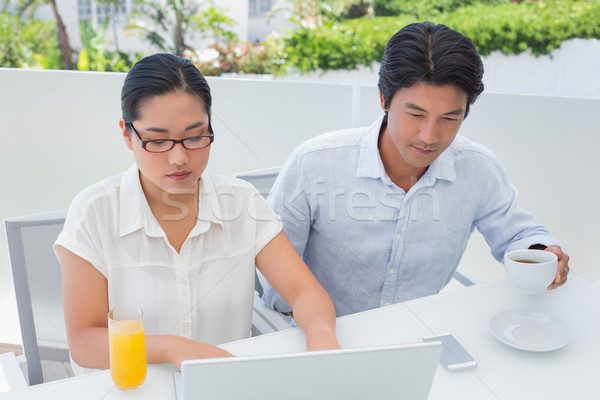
[
  {"xmin": 355, "ymin": 115, "xmax": 456, "ymax": 185},
  {"xmin": 119, "ymin": 164, "xmax": 154, "ymax": 237},
  {"xmin": 356, "ymin": 115, "xmax": 388, "ymax": 180},
  {"xmin": 423, "ymin": 144, "xmax": 456, "ymax": 184},
  {"xmin": 195, "ymin": 172, "xmax": 224, "ymax": 229},
  {"xmin": 118, "ymin": 165, "xmax": 224, "ymax": 238}
]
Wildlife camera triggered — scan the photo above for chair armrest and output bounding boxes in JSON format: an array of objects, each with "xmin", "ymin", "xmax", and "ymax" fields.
[
  {"xmin": 452, "ymin": 266, "xmax": 482, "ymax": 287},
  {"xmin": 234, "ymin": 167, "xmax": 282, "ymax": 199}
]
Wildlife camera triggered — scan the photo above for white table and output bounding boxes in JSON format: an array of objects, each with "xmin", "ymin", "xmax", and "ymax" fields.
[
  {"xmin": 0, "ymin": 363, "xmax": 177, "ymax": 399},
  {"xmin": 222, "ymin": 274, "xmax": 598, "ymax": 400},
  {"xmin": 1, "ymin": 274, "xmax": 597, "ymax": 399},
  {"xmin": 0, "ymin": 353, "xmax": 26, "ymax": 393}
]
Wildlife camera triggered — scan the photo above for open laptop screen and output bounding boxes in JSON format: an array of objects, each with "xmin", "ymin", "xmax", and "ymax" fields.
[{"xmin": 175, "ymin": 342, "xmax": 442, "ymax": 400}]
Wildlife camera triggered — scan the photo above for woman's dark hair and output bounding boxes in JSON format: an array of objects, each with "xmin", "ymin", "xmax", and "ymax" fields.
[
  {"xmin": 121, "ymin": 53, "xmax": 212, "ymax": 123},
  {"xmin": 378, "ymin": 21, "xmax": 484, "ymax": 117}
]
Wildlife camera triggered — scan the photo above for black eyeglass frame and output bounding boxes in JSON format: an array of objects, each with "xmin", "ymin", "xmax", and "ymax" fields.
[{"xmin": 127, "ymin": 120, "xmax": 214, "ymax": 153}]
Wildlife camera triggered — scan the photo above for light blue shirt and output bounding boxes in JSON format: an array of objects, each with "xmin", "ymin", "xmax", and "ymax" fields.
[{"xmin": 262, "ymin": 116, "xmax": 562, "ymax": 317}]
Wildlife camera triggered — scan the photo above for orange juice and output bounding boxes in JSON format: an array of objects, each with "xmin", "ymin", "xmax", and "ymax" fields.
[{"xmin": 108, "ymin": 318, "xmax": 147, "ymax": 390}]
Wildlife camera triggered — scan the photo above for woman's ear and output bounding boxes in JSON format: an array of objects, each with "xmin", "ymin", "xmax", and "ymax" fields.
[{"xmin": 120, "ymin": 118, "xmax": 133, "ymax": 151}]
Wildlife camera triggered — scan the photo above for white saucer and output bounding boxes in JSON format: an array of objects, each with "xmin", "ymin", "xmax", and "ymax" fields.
[{"xmin": 489, "ymin": 309, "xmax": 571, "ymax": 352}]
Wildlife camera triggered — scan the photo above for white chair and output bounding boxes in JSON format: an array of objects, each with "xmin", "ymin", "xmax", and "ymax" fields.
[
  {"xmin": 5, "ymin": 210, "xmax": 291, "ymax": 385},
  {"xmin": 250, "ymin": 292, "xmax": 294, "ymax": 335},
  {"xmin": 0, "ymin": 352, "xmax": 27, "ymax": 392},
  {"xmin": 5, "ymin": 210, "xmax": 72, "ymax": 385},
  {"xmin": 234, "ymin": 166, "xmax": 282, "ymax": 200}
]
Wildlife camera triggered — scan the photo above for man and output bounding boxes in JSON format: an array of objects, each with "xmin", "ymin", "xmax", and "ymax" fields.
[{"xmin": 261, "ymin": 21, "xmax": 570, "ymax": 317}]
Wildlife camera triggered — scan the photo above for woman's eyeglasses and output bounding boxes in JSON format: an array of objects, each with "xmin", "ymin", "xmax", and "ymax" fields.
[{"xmin": 127, "ymin": 121, "xmax": 214, "ymax": 153}]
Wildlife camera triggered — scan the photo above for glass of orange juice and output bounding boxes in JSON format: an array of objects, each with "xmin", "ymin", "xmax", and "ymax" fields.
[{"xmin": 108, "ymin": 306, "xmax": 147, "ymax": 390}]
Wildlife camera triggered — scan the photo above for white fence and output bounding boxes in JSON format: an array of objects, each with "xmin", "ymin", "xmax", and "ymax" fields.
[
  {"xmin": 237, "ymin": 38, "xmax": 600, "ymax": 100},
  {"xmin": 1, "ymin": 68, "xmax": 599, "ymax": 344}
]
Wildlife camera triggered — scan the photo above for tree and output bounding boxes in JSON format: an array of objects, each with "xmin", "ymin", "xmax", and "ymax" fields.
[
  {"xmin": 128, "ymin": 0, "xmax": 239, "ymax": 57},
  {"xmin": 95, "ymin": 0, "xmax": 122, "ymax": 52},
  {"xmin": 191, "ymin": 2, "xmax": 236, "ymax": 48},
  {"xmin": 128, "ymin": 0, "xmax": 199, "ymax": 57},
  {"xmin": 269, "ymin": 0, "xmax": 371, "ymax": 29},
  {"xmin": 18, "ymin": 0, "xmax": 73, "ymax": 69}
]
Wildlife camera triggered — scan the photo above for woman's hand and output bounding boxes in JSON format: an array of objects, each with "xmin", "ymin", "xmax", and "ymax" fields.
[
  {"xmin": 305, "ymin": 326, "xmax": 341, "ymax": 351},
  {"xmin": 147, "ymin": 335, "xmax": 234, "ymax": 370}
]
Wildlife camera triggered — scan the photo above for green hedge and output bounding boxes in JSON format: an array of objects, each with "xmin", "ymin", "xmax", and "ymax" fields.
[
  {"xmin": 279, "ymin": 0, "xmax": 600, "ymax": 73},
  {"xmin": 373, "ymin": 0, "xmax": 506, "ymax": 18},
  {"xmin": 281, "ymin": 20, "xmax": 396, "ymax": 73},
  {"xmin": 447, "ymin": 0, "xmax": 600, "ymax": 56}
]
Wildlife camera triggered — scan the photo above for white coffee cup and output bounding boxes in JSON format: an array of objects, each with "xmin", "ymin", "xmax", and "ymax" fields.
[{"xmin": 503, "ymin": 249, "xmax": 558, "ymax": 294}]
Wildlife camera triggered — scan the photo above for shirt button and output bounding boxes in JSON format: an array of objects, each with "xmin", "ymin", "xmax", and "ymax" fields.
[
  {"xmin": 182, "ymin": 320, "xmax": 192, "ymax": 327},
  {"xmin": 395, "ymin": 234, "xmax": 402, "ymax": 239},
  {"xmin": 389, "ymin": 268, "xmax": 395, "ymax": 274},
  {"xmin": 384, "ymin": 302, "xmax": 391, "ymax": 307},
  {"xmin": 179, "ymin": 277, "xmax": 187, "ymax": 284}
]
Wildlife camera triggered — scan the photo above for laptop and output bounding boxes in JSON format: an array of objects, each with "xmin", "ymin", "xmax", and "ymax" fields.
[{"xmin": 173, "ymin": 341, "xmax": 442, "ymax": 400}]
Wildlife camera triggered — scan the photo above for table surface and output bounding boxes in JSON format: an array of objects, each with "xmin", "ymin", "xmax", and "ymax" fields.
[
  {"xmin": 0, "ymin": 353, "xmax": 27, "ymax": 393},
  {"xmin": 1, "ymin": 274, "xmax": 598, "ymax": 400}
]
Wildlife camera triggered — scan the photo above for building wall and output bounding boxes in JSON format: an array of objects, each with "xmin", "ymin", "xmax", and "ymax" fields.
[
  {"xmin": 248, "ymin": 0, "xmax": 293, "ymax": 44},
  {"xmin": 24, "ymin": 0, "xmax": 270, "ymax": 55}
]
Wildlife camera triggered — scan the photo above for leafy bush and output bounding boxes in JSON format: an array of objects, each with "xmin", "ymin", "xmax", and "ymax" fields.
[
  {"xmin": 373, "ymin": 0, "xmax": 507, "ymax": 17},
  {"xmin": 282, "ymin": 19, "xmax": 397, "ymax": 73},
  {"xmin": 0, "ymin": 11, "xmax": 61, "ymax": 69},
  {"xmin": 193, "ymin": 36, "xmax": 286, "ymax": 76},
  {"xmin": 279, "ymin": 0, "xmax": 600, "ymax": 73},
  {"xmin": 445, "ymin": 0, "xmax": 600, "ymax": 56}
]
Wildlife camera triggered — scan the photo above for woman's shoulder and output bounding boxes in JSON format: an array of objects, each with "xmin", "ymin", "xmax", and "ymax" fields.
[{"xmin": 67, "ymin": 170, "xmax": 126, "ymax": 218}]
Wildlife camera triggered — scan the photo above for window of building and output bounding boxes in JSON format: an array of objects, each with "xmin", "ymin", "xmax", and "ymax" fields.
[
  {"xmin": 77, "ymin": 0, "xmax": 93, "ymax": 21},
  {"xmin": 78, "ymin": 0, "xmax": 129, "ymax": 26},
  {"xmin": 249, "ymin": 0, "xmax": 272, "ymax": 17}
]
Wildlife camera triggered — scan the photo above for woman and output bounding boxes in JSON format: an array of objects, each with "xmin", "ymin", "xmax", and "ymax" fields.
[{"xmin": 55, "ymin": 53, "xmax": 339, "ymax": 371}]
